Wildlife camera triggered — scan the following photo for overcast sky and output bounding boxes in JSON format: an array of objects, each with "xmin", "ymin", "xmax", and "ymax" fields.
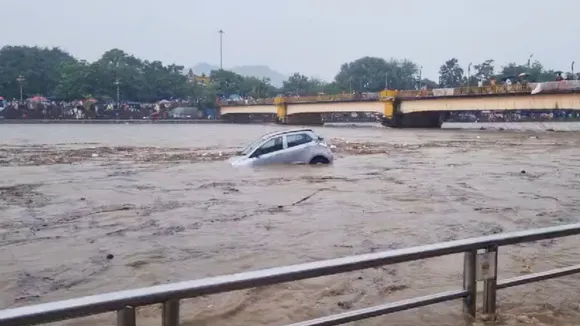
[{"xmin": 2, "ymin": 0, "xmax": 578, "ymax": 81}]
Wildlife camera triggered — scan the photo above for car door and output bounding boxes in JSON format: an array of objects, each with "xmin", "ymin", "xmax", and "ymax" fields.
[
  {"xmin": 249, "ymin": 136, "xmax": 285, "ymax": 165},
  {"xmin": 282, "ymin": 133, "xmax": 314, "ymax": 164}
]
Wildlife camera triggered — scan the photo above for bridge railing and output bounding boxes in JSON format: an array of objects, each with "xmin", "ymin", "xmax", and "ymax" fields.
[
  {"xmin": 218, "ymin": 97, "xmax": 277, "ymax": 106},
  {"xmin": 218, "ymin": 83, "xmax": 578, "ymax": 107},
  {"xmin": 398, "ymin": 84, "xmax": 533, "ymax": 98},
  {"xmin": 282, "ymin": 93, "xmax": 381, "ymax": 103},
  {"xmin": 283, "ymin": 93, "xmax": 357, "ymax": 103},
  {"xmin": 220, "ymin": 93, "xmax": 381, "ymax": 106},
  {"xmin": 2, "ymin": 223, "xmax": 580, "ymax": 326}
]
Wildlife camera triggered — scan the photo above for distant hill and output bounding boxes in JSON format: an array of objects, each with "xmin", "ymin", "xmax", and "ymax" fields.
[
  {"xmin": 189, "ymin": 63, "xmax": 287, "ymax": 87},
  {"xmin": 190, "ymin": 63, "xmax": 217, "ymax": 75}
]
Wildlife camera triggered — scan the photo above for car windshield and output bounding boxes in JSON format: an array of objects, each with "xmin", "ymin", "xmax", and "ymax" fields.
[{"xmin": 240, "ymin": 136, "xmax": 267, "ymax": 156}]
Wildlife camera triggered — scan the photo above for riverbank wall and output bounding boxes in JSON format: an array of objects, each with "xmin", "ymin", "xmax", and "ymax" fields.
[
  {"xmin": 0, "ymin": 119, "xmax": 224, "ymax": 124},
  {"xmin": 2, "ymin": 119, "xmax": 580, "ymax": 132}
]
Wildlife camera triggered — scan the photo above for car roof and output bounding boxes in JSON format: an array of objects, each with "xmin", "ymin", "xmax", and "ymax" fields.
[{"xmin": 260, "ymin": 128, "xmax": 315, "ymax": 138}]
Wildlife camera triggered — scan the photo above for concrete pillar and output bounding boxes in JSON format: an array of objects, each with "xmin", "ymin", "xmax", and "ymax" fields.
[
  {"xmin": 223, "ymin": 113, "xmax": 277, "ymax": 123},
  {"xmin": 399, "ymin": 112, "xmax": 443, "ymax": 128},
  {"xmin": 381, "ymin": 111, "xmax": 444, "ymax": 128},
  {"xmin": 285, "ymin": 113, "xmax": 324, "ymax": 125},
  {"xmin": 223, "ymin": 113, "xmax": 251, "ymax": 123},
  {"xmin": 379, "ymin": 90, "xmax": 444, "ymax": 128}
]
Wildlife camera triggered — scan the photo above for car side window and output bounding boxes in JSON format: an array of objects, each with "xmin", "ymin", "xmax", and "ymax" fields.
[
  {"xmin": 286, "ymin": 133, "xmax": 313, "ymax": 148},
  {"xmin": 252, "ymin": 136, "xmax": 283, "ymax": 157}
]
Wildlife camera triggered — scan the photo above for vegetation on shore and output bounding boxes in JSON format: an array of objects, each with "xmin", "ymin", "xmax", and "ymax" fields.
[{"xmin": 0, "ymin": 46, "xmax": 574, "ymax": 104}]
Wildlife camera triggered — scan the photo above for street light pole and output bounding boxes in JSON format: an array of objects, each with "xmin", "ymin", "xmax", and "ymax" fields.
[
  {"xmin": 16, "ymin": 75, "xmax": 25, "ymax": 103},
  {"xmin": 467, "ymin": 63, "xmax": 472, "ymax": 87},
  {"xmin": 349, "ymin": 77, "xmax": 352, "ymax": 93},
  {"xmin": 114, "ymin": 79, "xmax": 120, "ymax": 105},
  {"xmin": 572, "ymin": 61, "xmax": 575, "ymax": 80},
  {"xmin": 418, "ymin": 66, "xmax": 422, "ymax": 90},
  {"xmin": 218, "ymin": 30, "xmax": 224, "ymax": 70}
]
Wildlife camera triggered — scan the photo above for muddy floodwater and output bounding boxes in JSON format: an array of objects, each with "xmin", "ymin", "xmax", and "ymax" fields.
[{"xmin": 2, "ymin": 123, "xmax": 580, "ymax": 326}]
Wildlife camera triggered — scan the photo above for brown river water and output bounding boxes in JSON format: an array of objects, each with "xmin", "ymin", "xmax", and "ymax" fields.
[{"xmin": 1, "ymin": 123, "xmax": 580, "ymax": 326}]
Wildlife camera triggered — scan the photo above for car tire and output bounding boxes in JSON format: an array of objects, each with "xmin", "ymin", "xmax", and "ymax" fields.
[{"xmin": 309, "ymin": 156, "xmax": 330, "ymax": 165}]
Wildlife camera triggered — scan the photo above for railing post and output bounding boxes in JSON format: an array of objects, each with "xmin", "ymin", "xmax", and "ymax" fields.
[
  {"xmin": 162, "ymin": 299, "xmax": 180, "ymax": 326},
  {"xmin": 462, "ymin": 250, "xmax": 477, "ymax": 317},
  {"xmin": 117, "ymin": 306, "xmax": 136, "ymax": 326},
  {"xmin": 482, "ymin": 246, "xmax": 499, "ymax": 316}
]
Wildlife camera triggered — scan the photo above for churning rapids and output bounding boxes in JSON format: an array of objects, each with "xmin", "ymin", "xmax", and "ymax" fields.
[{"xmin": 1, "ymin": 123, "xmax": 580, "ymax": 326}]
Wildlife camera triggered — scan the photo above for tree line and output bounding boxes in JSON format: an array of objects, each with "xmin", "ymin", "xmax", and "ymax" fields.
[{"xmin": 0, "ymin": 45, "xmax": 575, "ymax": 103}]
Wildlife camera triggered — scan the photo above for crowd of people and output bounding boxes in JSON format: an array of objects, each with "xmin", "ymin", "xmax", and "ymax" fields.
[
  {"xmin": 447, "ymin": 110, "xmax": 580, "ymax": 123},
  {"xmin": 0, "ymin": 97, "xmax": 217, "ymax": 120}
]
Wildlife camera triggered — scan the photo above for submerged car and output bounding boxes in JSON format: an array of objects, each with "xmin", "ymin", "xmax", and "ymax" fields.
[{"xmin": 229, "ymin": 128, "xmax": 334, "ymax": 167}]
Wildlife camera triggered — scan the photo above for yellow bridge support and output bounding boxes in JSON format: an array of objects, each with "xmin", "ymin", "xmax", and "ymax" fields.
[
  {"xmin": 379, "ymin": 90, "xmax": 398, "ymax": 119},
  {"xmin": 274, "ymin": 96, "xmax": 287, "ymax": 123}
]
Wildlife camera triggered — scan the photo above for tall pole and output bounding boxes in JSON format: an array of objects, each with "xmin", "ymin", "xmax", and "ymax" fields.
[
  {"xmin": 418, "ymin": 66, "xmax": 422, "ymax": 90},
  {"xmin": 384, "ymin": 72, "xmax": 389, "ymax": 90},
  {"xmin": 349, "ymin": 77, "xmax": 352, "ymax": 93},
  {"xmin": 218, "ymin": 30, "xmax": 224, "ymax": 70},
  {"xmin": 467, "ymin": 63, "xmax": 472, "ymax": 87},
  {"xmin": 114, "ymin": 79, "xmax": 120, "ymax": 106},
  {"xmin": 572, "ymin": 61, "xmax": 575, "ymax": 79},
  {"xmin": 16, "ymin": 75, "xmax": 25, "ymax": 103}
]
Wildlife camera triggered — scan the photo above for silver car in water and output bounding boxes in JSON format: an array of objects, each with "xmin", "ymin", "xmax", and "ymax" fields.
[{"xmin": 229, "ymin": 128, "xmax": 334, "ymax": 167}]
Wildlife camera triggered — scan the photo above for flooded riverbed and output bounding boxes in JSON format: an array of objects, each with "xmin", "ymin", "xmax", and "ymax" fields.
[{"xmin": 1, "ymin": 123, "xmax": 580, "ymax": 326}]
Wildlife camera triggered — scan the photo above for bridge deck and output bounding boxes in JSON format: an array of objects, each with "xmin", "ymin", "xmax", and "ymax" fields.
[
  {"xmin": 220, "ymin": 81, "xmax": 580, "ymax": 108},
  {"xmin": 400, "ymin": 93, "xmax": 580, "ymax": 114}
]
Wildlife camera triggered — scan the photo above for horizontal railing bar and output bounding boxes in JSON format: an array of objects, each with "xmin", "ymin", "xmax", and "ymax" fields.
[
  {"xmin": 497, "ymin": 265, "xmax": 580, "ymax": 290},
  {"xmin": 2, "ymin": 223, "xmax": 580, "ymax": 326},
  {"xmin": 284, "ymin": 290, "xmax": 467, "ymax": 326}
]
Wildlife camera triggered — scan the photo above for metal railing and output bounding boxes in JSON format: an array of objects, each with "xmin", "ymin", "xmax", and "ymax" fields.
[
  {"xmin": 220, "ymin": 93, "xmax": 382, "ymax": 107},
  {"xmin": 218, "ymin": 83, "xmax": 580, "ymax": 107},
  {"xmin": 397, "ymin": 84, "xmax": 533, "ymax": 98},
  {"xmin": 282, "ymin": 93, "xmax": 382, "ymax": 103},
  {"xmin": 218, "ymin": 97, "xmax": 277, "ymax": 106},
  {"xmin": 285, "ymin": 93, "xmax": 356, "ymax": 103},
  {"xmin": 2, "ymin": 223, "xmax": 580, "ymax": 326}
]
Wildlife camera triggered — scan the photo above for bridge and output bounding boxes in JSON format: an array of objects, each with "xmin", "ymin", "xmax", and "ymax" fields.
[{"xmin": 220, "ymin": 81, "xmax": 580, "ymax": 128}]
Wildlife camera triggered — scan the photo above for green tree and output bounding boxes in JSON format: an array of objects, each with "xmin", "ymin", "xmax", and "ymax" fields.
[
  {"xmin": 210, "ymin": 69, "xmax": 246, "ymax": 97},
  {"xmin": 4, "ymin": 45, "xmax": 573, "ymax": 103},
  {"xmin": 52, "ymin": 60, "xmax": 93, "ymax": 99},
  {"xmin": 334, "ymin": 56, "xmax": 419, "ymax": 92},
  {"xmin": 320, "ymin": 81, "xmax": 343, "ymax": 94},
  {"xmin": 419, "ymin": 78, "xmax": 439, "ymax": 89},
  {"xmin": 207, "ymin": 69, "xmax": 277, "ymax": 99},
  {"xmin": 0, "ymin": 46, "xmax": 76, "ymax": 99},
  {"xmin": 51, "ymin": 49, "xmax": 192, "ymax": 101},
  {"xmin": 335, "ymin": 57, "xmax": 386, "ymax": 92},
  {"xmin": 497, "ymin": 61, "xmax": 557, "ymax": 83},
  {"xmin": 472, "ymin": 59, "xmax": 495, "ymax": 85},
  {"xmin": 438, "ymin": 58, "xmax": 465, "ymax": 88},
  {"xmin": 281, "ymin": 73, "xmax": 318, "ymax": 95},
  {"xmin": 390, "ymin": 59, "xmax": 420, "ymax": 90},
  {"xmin": 240, "ymin": 76, "xmax": 278, "ymax": 98}
]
